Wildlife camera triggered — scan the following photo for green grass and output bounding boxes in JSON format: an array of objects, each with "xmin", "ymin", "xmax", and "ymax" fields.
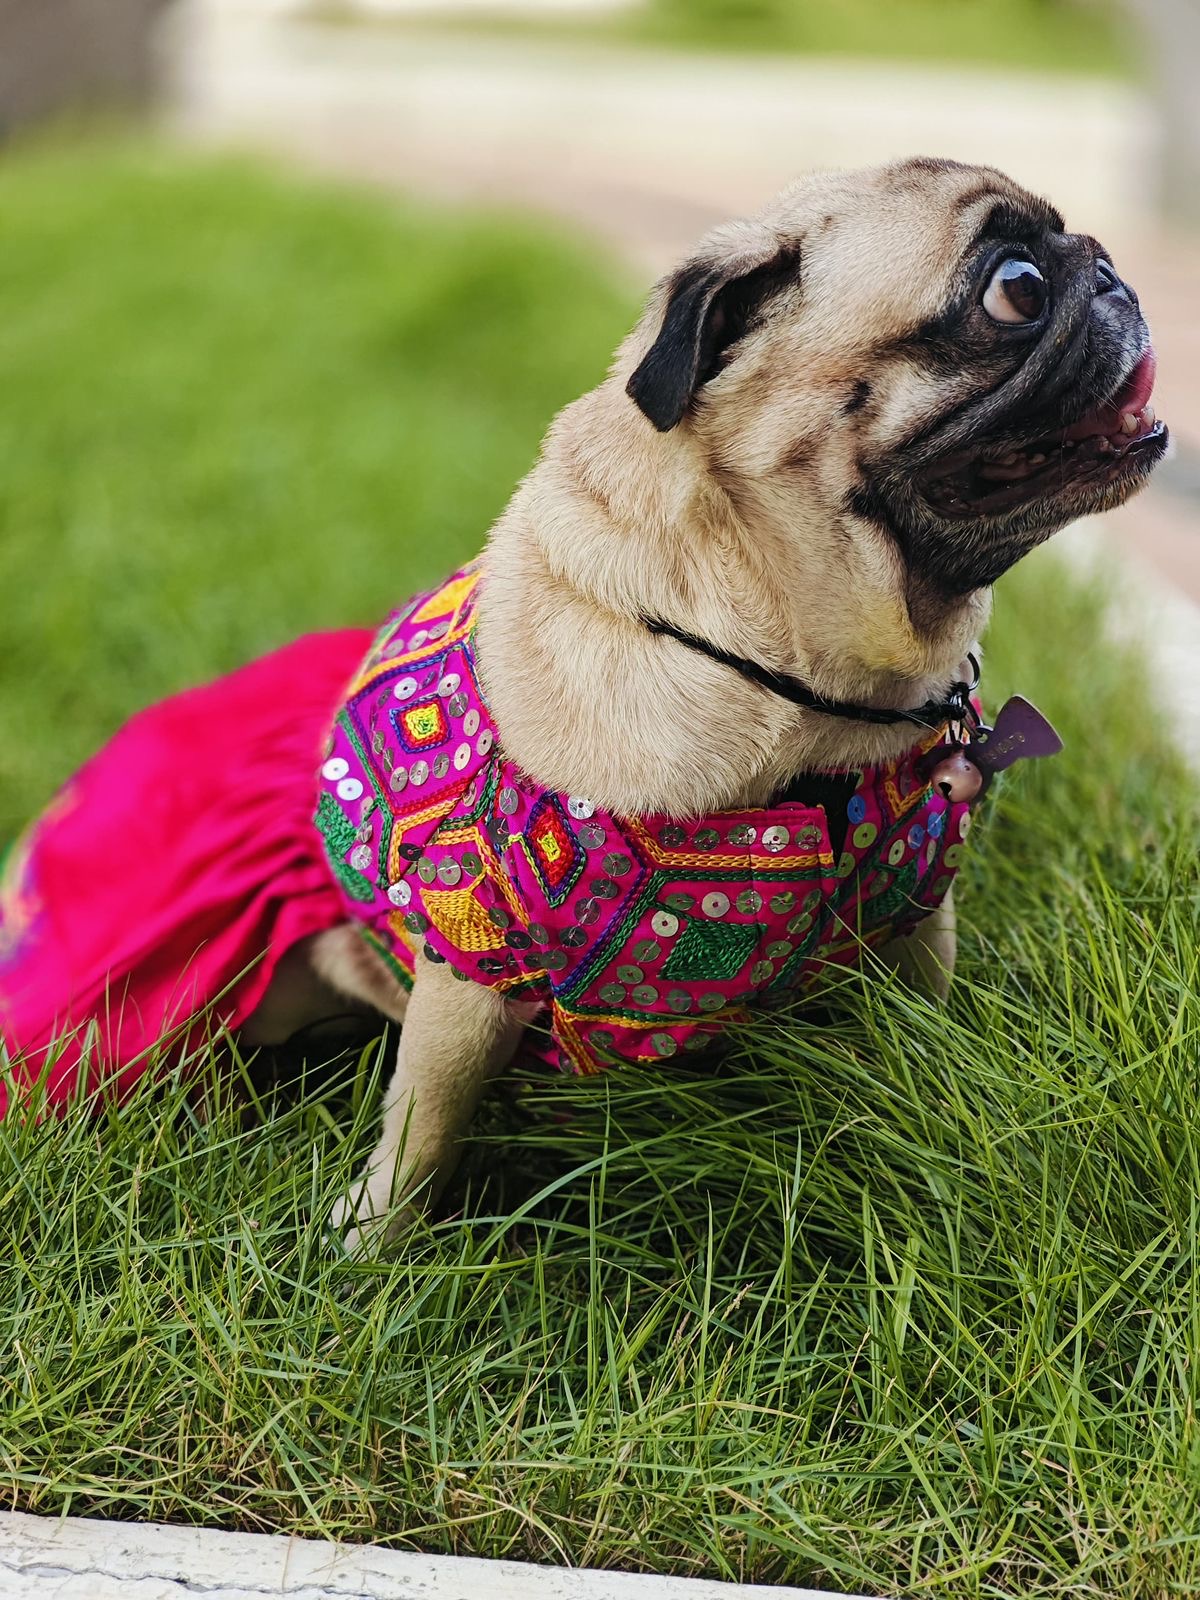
[
  {"xmin": 313, "ymin": 0, "xmax": 1130, "ymax": 79},
  {"xmin": 2, "ymin": 142, "xmax": 1199, "ymax": 1598},
  {"xmin": 0, "ymin": 140, "xmax": 634, "ymax": 838}
]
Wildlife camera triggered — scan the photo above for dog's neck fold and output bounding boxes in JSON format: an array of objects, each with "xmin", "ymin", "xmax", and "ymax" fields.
[{"xmin": 476, "ymin": 377, "xmax": 989, "ymax": 818}]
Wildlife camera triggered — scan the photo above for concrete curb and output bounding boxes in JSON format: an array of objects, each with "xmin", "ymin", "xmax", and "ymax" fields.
[{"xmin": 0, "ymin": 1510, "xmax": 869, "ymax": 1600}]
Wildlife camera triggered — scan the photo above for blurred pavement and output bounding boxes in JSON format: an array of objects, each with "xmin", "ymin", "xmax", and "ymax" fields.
[{"xmin": 165, "ymin": 1, "xmax": 1200, "ymax": 610}]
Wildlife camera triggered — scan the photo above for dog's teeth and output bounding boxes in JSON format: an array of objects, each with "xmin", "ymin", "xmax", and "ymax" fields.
[
  {"xmin": 1142, "ymin": 404, "xmax": 1156, "ymax": 427},
  {"xmin": 1029, "ymin": 453, "xmax": 1046, "ymax": 465},
  {"xmin": 999, "ymin": 451, "xmax": 1019, "ymax": 465},
  {"xmin": 1121, "ymin": 411, "xmax": 1139, "ymax": 434}
]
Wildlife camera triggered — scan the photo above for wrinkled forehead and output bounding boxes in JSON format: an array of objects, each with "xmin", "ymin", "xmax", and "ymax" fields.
[{"xmin": 768, "ymin": 159, "xmax": 1067, "ymax": 337}]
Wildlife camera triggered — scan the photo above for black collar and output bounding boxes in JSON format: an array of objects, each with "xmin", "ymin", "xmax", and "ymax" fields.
[{"xmin": 643, "ymin": 616, "xmax": 980, "ymax": 734}]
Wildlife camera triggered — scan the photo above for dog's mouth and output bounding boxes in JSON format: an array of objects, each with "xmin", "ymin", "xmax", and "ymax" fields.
[{"xmin": 917, "ymin": 349, "xmax": 1168, "ymax": 519}]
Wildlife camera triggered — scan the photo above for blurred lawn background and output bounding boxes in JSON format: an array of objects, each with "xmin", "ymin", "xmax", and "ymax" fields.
[
  {"xmin": 1, "ymin": 141, "xmax": 1198, "ymax": 1599},
  {"xmin": 346, "ymin": 0, "xmax": 1128, "ymax": 76},
  {"xmin": 0, "ymin": 142, "xmax": 633, "ymax": 838}
]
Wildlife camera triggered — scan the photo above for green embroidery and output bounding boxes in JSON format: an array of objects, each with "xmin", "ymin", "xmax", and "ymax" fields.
[
  {"xmin": 662, "ymin": 919, "xmax": 764, "ymax": 983},
  {"xmin": 864, "ymin": 861, "xmax": 919, "ymax": 922},
  {"xmin": 360, "ymin": 925, "xmax": 413, "ymax": 991},
  {"xmin": 315, "ymin": 793, "xmax": 374, "ymax": 904}
]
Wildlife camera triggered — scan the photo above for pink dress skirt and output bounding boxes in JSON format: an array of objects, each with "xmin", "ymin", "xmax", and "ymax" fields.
[{"xmin": 0, "ymin": 630, "xmax": 372, "ymax": 1116}]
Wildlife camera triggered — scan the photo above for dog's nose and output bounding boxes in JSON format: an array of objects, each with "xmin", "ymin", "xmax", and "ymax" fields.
[{"xmin": 1095, "ymin": 258, "xmax": 1140, "ymax": 313}]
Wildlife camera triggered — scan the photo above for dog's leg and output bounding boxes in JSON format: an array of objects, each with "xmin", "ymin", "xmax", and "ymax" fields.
[
  {"xmin": 331, "ymin": 949, "xmax": 537, "ymax": 1251},
  {"xmin": 878, "ymin": 885, "xmax": 957, "ymax": 1002},
  {"xmin": 243, "ymin": 925, "xmax": 410, "ymax": 1046}
]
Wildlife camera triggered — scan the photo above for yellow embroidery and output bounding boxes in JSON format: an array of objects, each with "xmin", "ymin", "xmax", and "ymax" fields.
[{"xmin": 421, "ymin": 879, "xmax": 508, "ymax": 954}]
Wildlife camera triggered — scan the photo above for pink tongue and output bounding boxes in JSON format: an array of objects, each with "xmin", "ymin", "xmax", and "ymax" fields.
[
  {"xmin": 1116, "ymin": 348, "xmax": 1157, "ymax": 413},
  {"xmin": 1064, "ymin": 348, "xmax": 1156, "ymax": 441}
]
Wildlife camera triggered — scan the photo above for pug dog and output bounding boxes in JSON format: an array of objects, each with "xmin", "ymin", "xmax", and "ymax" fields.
[{"xmin": 0, "ymin": 158, "xmax": 1165, "ymax": 1248}]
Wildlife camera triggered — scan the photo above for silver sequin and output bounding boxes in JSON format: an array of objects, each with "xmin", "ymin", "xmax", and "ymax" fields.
[
  {"xmin": 728, "ymin": 823, "xmax": 757, "ymax": 846},
  {"xmin": 321, "ymin": 756, "xmax": 349, "ymax": 782},
  {"xmin": 698, "ymin": 994, "xmax": 724, "ymax": 1013},
  {"xmin": 667, "ymin": 990, "xmax": 691, "ymax": 1013},
  {"xmin": 650, "ymin": 911, "xmax": 679, "ymax": 938},
  {"xmin": 463, "ymin": 708, "xmax": 480, "ymax": 737},
  {"xmin": 433, "ymin": 754, "xmax": 450, "ymax": 779},
  {"xmin": 578, "ymin": 822, "xmax": 606, "ymax": 850},
  {"xmin": 567, "ymin": 795, "xmax": 594, "ymax": 820},
  {"xmin": 392, "ymin": 676, "xmax": 418, "ymax": 701},
  {"xmin": 476, "ymin": 729, "xmax": 494, "ymax": 756},
  {"xmin": 602, "ymin": 852, "xmax": 632, "ymax": 878},
  {"xmin": 417, "ymin": 858, "xmax": 437, "ymax": 884},
  {"xmin": 488, "ymin": 906, "xmax": 512, "ymax": 929},
  {"xmin": 769, "ymin": 891, "xmax": 796, "ymax": 914},
  {"xmin": 387, "ymin": 881, "xmax": 412, "ymax": 908},
  {"xmin": 693, "ymin": 827, "xmax": 719, "ymax": 850},
  {"xmin": 632, "ymin": 984, "xmax": 658, "ymax": 1007},
  {"xmin": 390, "ymin": 766, "xmax": 408, "ymax": 792},
  {"xmin": 498, "ymin": 786, "xmax": 519, "ymax": 816},
  {"xmin": 762, "ymin": 824, "xmax": 789, "ymax": 853},
  {"xmin": 437, "ymin": 673, "xmax": 461, "ymax": 698},
  {"xmin": 736, "ymin": 890, "xmax": 762, "ymax": 915},
  {"xmin": 349, "ymin": 845, "xmax": 373, "ymax": 872},
  {"xmin": 631, "ymin": 938, "xmax": 660, "ymax": 962},
  {"xmin": 701, "ymin": 892, "xmax": 730, "ymax": 919},
  {"xmin": 437, "ymin": 859, "xmax": 462, "ymax": 887},
  {"xmin": 651, "ymin": 1033, "xmax": 677, "ymax": 1057},
  {"xmin": 409, "ymin": 760, "xmax": 429, "ymax": 787},
  {"xmin": 616, "ymin": 965, "xmax": 643, "ymax": 985},
  {"xmin": 599, "ymin": 983, "xmax": 626, "ymax": 1005}
]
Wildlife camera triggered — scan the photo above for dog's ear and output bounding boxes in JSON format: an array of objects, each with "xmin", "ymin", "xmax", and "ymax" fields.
[{"xmin": 626, "ymin": 241, "xmax": 800, "ymax": 432}]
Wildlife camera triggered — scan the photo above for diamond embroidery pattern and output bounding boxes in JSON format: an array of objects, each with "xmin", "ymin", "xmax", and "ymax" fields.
[{"xmin": 316, "ymin": 564, "xmax": 974, "ymax": 1076}]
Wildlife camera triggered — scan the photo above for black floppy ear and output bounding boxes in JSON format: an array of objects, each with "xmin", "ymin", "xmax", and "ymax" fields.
[{"xmin": 625, "ymin": 243, "xmax": 800, "ymax": 432}]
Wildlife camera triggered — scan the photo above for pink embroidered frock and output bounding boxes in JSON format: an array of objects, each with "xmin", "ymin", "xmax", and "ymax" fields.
[{"xmin": 0, "ymin": 564, "xmax": 971, "ymax": 1111}]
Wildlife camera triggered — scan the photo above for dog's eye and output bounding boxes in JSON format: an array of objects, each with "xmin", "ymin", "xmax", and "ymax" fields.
[{"xmin": 982, "ymin": 258, "xmax": 1047, "ymax": 324}]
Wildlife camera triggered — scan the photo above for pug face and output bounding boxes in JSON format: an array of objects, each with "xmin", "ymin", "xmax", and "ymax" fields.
[{"xmin": 625, "ymin": 157, "xmax": 1166, "ymax": 604}]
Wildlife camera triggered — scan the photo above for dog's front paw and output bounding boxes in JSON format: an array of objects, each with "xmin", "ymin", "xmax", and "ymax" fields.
[{"xmin": 330, "ymin": 1173, "xmax": 417, "ymax": 1255}]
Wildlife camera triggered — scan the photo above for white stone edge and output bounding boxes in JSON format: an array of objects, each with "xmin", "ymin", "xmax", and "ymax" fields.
[{"xmin": 0, "ymin": 1509, "xmax": 872, "ymax": 1600}]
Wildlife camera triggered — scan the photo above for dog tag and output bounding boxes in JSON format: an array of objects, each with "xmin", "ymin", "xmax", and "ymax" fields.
[
  {"xmin": 925, "ymin": 696, "xmax": 1061, "ymax": 804},
  {"xmin": 970, "ymin": 696, "xmax": 1063, "ymax": 785}
]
